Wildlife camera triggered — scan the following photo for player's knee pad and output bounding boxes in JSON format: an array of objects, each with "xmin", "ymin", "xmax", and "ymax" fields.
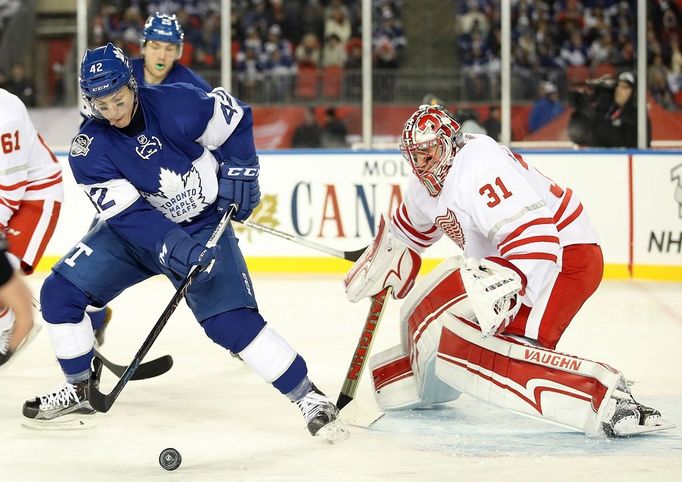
[
  {"xmin": 239, "ymin": 325, "xmax": 301, "ymax": 388},
  {"xmin": 40, "ymin": 273, "xmax": 95, "ymax": 365},
  {"xmin": 40, "ymin": 273, "xmax": 92, "ymax": 324},
  {"xmin": 201, "ymin": 307, "xmax": 266, "ymax": 353}
]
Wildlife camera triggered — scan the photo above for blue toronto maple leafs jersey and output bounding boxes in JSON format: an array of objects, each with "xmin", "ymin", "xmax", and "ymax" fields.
[
  {"xmin": 131, "ymin": 58, "xmax": 212, "ymax": 92},
  {"xmin": 68, "ymin": 83, "xmax": 255, "ymax": 253}
]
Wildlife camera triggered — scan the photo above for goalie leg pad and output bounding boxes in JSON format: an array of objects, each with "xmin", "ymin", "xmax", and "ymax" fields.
[
  {"xmin": 370, "ymin": 257, "xmax": 471, "ymax": 411},
  {"xmin": 435, "ymin": 314, "xmax": 623, "ymax": 435},
  {"xmin": 371, "ymin": 344, "xmax": 460, "ymax": 410}
]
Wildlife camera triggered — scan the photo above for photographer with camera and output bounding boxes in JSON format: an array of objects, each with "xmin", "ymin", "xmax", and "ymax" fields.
[{"xmin": 568, "ymin": 71, "xmax": 650, "ymax": 148}]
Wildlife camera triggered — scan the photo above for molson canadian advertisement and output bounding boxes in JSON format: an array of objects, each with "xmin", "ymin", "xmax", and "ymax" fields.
[{"xmin": 45, "ymin": 150, "xmax": 682, "ymax": 280}]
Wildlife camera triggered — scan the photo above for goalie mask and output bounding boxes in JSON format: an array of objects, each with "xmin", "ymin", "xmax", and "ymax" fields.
[{"xmin": 400, "ymin": 105, "xmax": 461, "ymax": 197}]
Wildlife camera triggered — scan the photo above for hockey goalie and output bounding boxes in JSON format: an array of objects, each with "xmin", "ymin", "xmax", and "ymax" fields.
[{"xmin": 344, "ymin": 104, "xmax": 674, "ymax": 437}]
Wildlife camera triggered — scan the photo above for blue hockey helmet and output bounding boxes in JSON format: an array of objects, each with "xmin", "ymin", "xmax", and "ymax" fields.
[
  {"xmin": 79, "ymin": 43, "xmax": 135, "ymax": 99},
  {"xmin": 143, "ymin": 13, "xmax": 184, "ymax": 44}
]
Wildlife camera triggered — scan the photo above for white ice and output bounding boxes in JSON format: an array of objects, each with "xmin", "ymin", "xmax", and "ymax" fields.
[{"xmin": 1, "ymin": 274, "xmax": 681, "ymax": 481}]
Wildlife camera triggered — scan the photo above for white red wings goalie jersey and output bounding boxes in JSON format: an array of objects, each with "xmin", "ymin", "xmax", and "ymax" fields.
[
  {"xmin": 0, "ymin": 89, "xmax": 63, "ymax": 228},
  {"xmin": 391, "ymin": 134, "xmax": 599, "ymax": 307}
]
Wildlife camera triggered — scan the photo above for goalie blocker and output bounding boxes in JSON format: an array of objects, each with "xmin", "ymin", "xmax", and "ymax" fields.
[{"xmin": 369, "ymin": 257, "xmax": 674, "ymax": 437}]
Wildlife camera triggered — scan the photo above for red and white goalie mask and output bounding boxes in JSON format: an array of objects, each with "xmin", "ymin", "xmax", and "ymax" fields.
[{"xmin": 400, "ymin": 105, "xmax": 460, "ymax": 197}]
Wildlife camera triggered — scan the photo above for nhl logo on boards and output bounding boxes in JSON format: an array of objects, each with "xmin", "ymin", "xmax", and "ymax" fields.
[{"xmin": 70, "ymin": 134, "xmax": 93, "ymax": 157}]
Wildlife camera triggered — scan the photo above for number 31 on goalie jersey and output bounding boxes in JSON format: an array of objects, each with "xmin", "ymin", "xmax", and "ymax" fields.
[{"xmin": 478, "ymin": 147, "xmax": 564, "ymax": 208}]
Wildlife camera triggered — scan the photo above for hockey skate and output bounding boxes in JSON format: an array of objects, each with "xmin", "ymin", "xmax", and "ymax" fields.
[
  {"xmin": 602, "ymin": 388, "xmax": 675, "ymax": 437},
  {"xmin": 22, "ymin": 361, "xmax": 102, "ymax": 430},
  {"xmin": 0, "ymin": 323, "xmax": 42, "ymax": 373},
  {"xmin": 0, "ymin": 324, "xmax": 11, "ymax": 367},
  {"xmin": 295, "ymin": 385, "xmax": 350, "ymax": 444}
]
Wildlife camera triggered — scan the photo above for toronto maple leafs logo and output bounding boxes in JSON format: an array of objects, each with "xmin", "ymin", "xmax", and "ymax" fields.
[
  {"xmin": 434, "ymin": 208, "xmax": 465, "ymax": 249},
  {"xmin": 135, "ymin": 135, "xmax": 163, "ymax": 160},
  {"xmin": 141, "ymin": 167, "xmax": 207, "ymax": 223},
  {"xmin": 70, "ymin": 134, "xmax": 93, "ymax": 157}
]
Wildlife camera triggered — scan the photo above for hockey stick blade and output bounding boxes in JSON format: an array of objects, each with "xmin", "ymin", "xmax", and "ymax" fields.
[
  {"xmin": 339, "ymin": 399, "xmax": 384, "ymax": 428},
  {"xmin": 94, "ymin": 350, "xmax": 173, "ymax": 380},
  {"xmin": 88, "ymin": 204, "xmax": 238, "ymax": 413},
  {"xmin": 336, "ymin": 287, "xmax": 392, "ymax": 410},
  {"xmin": 238, "ymin": 219, "xmax": 367, "ymax": 262}
]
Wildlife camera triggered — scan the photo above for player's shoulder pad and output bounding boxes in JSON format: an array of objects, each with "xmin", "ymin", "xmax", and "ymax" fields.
[
  {"xmin": 68, "ymin": 122, "xmax": 119, "ymax": 183},
  {"xmin": 458, "ymin": 134, "xmax": 507, "ymax": 171},
  {"xmin": 142, "ymin": 82, "xmax": 207, "ymax": 102},
  {"xmin": 69, "ymin": 121, "xmax": 109, "ymax": 160}
]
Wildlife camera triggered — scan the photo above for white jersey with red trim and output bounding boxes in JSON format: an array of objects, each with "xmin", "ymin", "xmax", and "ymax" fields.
[
  {"xmin": 391, "ymin": 133, "xmax": 599, "ymax": 307},
  {"xmin": 0, "ymin": 89, "xmax": 63, "ymax": 228}
]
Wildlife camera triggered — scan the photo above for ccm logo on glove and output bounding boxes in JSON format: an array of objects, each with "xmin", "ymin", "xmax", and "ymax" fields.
[{"xmin": 224, "ymin": 167, "xmax": 259, "ymax": 177}]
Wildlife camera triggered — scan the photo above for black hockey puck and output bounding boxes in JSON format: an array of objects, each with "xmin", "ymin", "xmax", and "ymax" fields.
[{"xmin": 159, "ymin": 448, "xmax": 182, "ymax": 471}]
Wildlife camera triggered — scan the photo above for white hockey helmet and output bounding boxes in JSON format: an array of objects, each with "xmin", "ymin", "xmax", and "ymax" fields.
[{"xmin": 400, "ymin": 104, "xmax": 461, "ymax": 196}]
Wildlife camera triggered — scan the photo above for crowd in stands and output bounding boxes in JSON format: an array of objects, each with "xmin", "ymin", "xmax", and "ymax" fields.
[
  {"xmin": 90, "ymin": 0, "xmax": 406, "ymax": 102},
  {"xmin": 457, "ymin": 0, "xmax": 682, "ymax": 116}
]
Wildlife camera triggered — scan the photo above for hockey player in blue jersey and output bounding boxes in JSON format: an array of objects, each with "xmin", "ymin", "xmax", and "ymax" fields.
[
  {"xmin": 132, "ymin": 12, "xmax": 211, "ymax": 91},
  {"xmin": 82, "ymin": 13, "xmax": 213, "ymax": 344},
  {"xmin": 22, "ymin": 43, "xmax": 349, "ymax": 443}
]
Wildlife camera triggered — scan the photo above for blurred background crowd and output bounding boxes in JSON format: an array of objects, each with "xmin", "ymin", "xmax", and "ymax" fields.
[{"xmin": 2, "ymin": 0, "xmax": 681, "ymax": 147}]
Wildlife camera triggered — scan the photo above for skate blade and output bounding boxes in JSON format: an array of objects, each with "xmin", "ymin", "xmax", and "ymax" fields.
[
  {"xmin": 613, "ymin": 420, "xmax": 676, "ymax": 437},
  {"xmin": 21, "ymin": 413, "xmax": 96, "ymax": 431},
  {"xmin": 340, "ymin": 401, "xmax": 384, "ymax": 428},
  {"xmin": 316, "ymin": 419, "xmax": 350, "ymax": 444}
]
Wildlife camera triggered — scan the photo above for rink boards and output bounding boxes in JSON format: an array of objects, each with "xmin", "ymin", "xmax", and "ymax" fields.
[{"xmin": 41, "ymin": 149, "xmax": 682, "ymax": 281}]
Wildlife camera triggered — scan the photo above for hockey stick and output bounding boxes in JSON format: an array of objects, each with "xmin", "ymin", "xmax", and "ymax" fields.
[
  {"xmin": 336, "ymin": 286, "xmax": 392, "ymax": 426},
  {"xmin": 29, "ymin": 297, "xmax": 172, "ymax": 381},
  {"xmin": 89, "ymin": 204, "xmax": 238, "ymax": 413},
  {"xmin": 237, "ymin": 219, "xmax": 367, "ymax": 262},
  {"xmin": 94, "ymin": 349, "xmax": 173, "ymax": 380}
]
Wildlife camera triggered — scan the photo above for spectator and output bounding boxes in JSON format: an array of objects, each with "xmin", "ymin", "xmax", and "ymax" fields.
[
  {"xmin": 322, "ymin": 34, "xmax": 347, "ymax": 67},
  {"xmin": 3, "ymin": 64, "xmax": 35, "ymax": 107},
  {"xmin": 324, "ymin": 5, "xmax": 352, "ymax": 46},
  {"xmin": 483, "ymin": 106, "xmax": 501, "ymax": 141},
  {"xmin": 529, "ymin": 81, "xmax": 565, "ymax": 133},
  {"xmin": 295, "ymin": 33, "xmax": 322, "ymax": 68},
  {"xmin": 321, "ymin": 106, "xmax": 348, "ymax": 148},
  {"xmin": 568, "ymin": 72, "xmax": 651, "ymax": 148},
  {"xmin": 292, "ymin": 107, "xmax": 322, "ymax": 148}
]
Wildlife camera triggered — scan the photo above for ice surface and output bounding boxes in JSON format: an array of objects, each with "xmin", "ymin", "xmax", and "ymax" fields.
[{"xmin": 1, "ymin": 275, "xmax": 680, "ymax": 481}]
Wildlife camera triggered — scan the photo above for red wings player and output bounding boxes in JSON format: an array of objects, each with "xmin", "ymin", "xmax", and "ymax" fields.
[
  {"xmin": 0, "ymin": 88, "xmax": 63, "ymax": 368},
  {"xmin": 344, "ymin": 104, "xmax": 673, "ymax": 437}
]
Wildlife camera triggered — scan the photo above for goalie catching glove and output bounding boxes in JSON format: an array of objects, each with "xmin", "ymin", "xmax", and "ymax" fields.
[
  {"xmin": 460, "ymin": 256, "xmax": 525, "ymax": 337},
  {"xmin": 344, "ymin": 215, "xmax": 421, "ymax": 303}
]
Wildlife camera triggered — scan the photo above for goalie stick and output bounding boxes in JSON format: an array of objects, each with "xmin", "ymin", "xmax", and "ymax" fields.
[
  {"xmin": 28, "ymin": 297, "xmax": 172, "ymax": 381},
  {"xmin": 237, "ymin": 219, "xmax": 367, "ymax": 261},
  {"xmin": 335, "ymin": 286, "xmax": 391, "ymax": 427},
  {"xmin": 89, "ymin": 204, "xmax": 238, "ymax": 413}
]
